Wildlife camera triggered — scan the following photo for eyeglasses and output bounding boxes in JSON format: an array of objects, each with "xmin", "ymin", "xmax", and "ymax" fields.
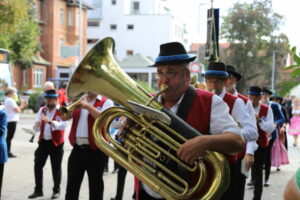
[{"xmin": 155, "ymin": 69, "xmax": 186, "ymax": 80}]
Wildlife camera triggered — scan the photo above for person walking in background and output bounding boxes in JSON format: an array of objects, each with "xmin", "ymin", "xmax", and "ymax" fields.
[
  {"xmin": 270, "ymin": 94, "xmax": 289, "ymax": 171},
  {"xmin": 28, "ymin": 90, "xmax": 67, "ymax": 199},
  {"xmin": 288, "ymin": 97, "xmax": 300, "ymax": 147},
  {"xmin": 0, "ymin": 110, "xmax": 8, "ymax": 198},
  {"xmin": 35, "ymin": 81, "xmax": 55, "ymax": 112},
  {"xmin": 4, "ymin": 87, "xmax": 27, "ymax": 158},
  {"xmin": 57, "ymin": 82, "xmax": 68, "ymax": 107}
]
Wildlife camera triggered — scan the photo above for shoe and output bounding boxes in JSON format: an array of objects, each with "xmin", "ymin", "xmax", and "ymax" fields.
[
  {"xmin": 8, "ymin": 152, "xmax": 17, "ymax": 158},
  {"xmin": 247, "ymin": 182, "xmax": 253, "ymax": 186},
  {"xmin": 277, "ymin": 167, "xmax": 281, "ymax": 171},
  {"xmin": 110, "ymin": 198, "xmax": 115, "ymax": 200},
  {"xmin": 28, "ymin": 191, "xmax": 43, "ymax": 199},
  {"xmin": 264, "ymin": 180, "xmax": 270, "ymax": 187},
  {"xmin": 51, "ymin": 192, "xmax": 60, "ymax": 199}
]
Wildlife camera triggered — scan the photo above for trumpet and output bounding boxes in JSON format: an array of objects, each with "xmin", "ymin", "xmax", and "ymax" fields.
[{"xmin": 59, "ymin": 95, "xmax": 86, "ymax": 118}]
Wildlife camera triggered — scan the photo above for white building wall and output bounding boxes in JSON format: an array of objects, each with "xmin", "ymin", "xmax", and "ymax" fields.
[{"xmin": 87, "ymin": 0, "xmax": 188, "ymax": 61}]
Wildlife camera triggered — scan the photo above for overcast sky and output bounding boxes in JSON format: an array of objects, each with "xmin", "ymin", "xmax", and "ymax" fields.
[{"xmin": 169, "ymin": 0, "xmax": 299, "ymax": 49}]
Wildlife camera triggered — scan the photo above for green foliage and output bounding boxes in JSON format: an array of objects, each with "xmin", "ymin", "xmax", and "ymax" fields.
[
  {"xmin": 221, "ymin": 0, "xmax": 288, "ymax": 93},
  {"xmin": 0, "ymin": 0, "xmax": 40, "ymax": 69},
  {"xmin": 276, "ymin": 81, "xmax": 299, "ymax": 97},
  {"xmin": 137, "ymin": 80, "xmax": 156, "ymax": 93},
  {"xmin": 28, "ymin": 92, "xmax": 41, "ymax": 113},
  {"xmin": 284, "ymin": 46, "xmax": 300, "ymax": 78}
]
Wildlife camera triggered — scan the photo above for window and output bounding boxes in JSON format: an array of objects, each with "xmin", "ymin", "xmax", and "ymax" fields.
[
  {"xmin": 87, "ymin": 39, "xmax": 98, "ymax": 44},
  {"xmin": 59, "ymin": 38, "xmax": 64, "ymax": 58},
  {"xmin": 133, "ymin": 1, "xmax": 140, "ymax": 12},
  {"xmin": 126, "ymin": 50, "xmax": 134, "ymax": 55},
  {"xmin": 68, "ymin": 10, "xmax": 74, "ymax": 26},
  {"xmin": 60, "ymin": 8, "xmax": 65, "ymax": 25},
  {"xmin": 111, "ymin": 0, "xmax": 116, "ymax": 5},
  {"xmin": 88, "ymin": 20, "xmax": 100, "ymax": 27},
  {"xmin": 127, "ymin": 24, "xmax": 134, "ymax": 30},
  {"xmin": 110, "ymin": 24, "xmax": 117, "ymax": 30},
  {"xmin": 23, "ymin": 70, "xmax": 28, "ymax": 87},
  {"xmin": 34, "ymin": 68, "xmax": 43, "ymax": 88}
]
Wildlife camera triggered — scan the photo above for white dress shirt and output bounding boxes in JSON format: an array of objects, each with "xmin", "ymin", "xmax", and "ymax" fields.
[
  {"xmin": 253, "ymin": 104, "xmax": 276, "ymax": 133},
  {"xmin": 219, "ymin": 89, "xmax": 258, "ymax": 142},
  {"xmin": 143, "ymin": 91, "xmax": 242, "ymax": 198},
  {"xmin": 232, "ymin": 91, "xmax": 258, "ymax": 155},
  {"xmin": 76, "ymin": 96, "xmax": 114, "ymax": 141},
  {"xmin": 36, "ymin": 105, "xmax": 68, "ymax": 140}
]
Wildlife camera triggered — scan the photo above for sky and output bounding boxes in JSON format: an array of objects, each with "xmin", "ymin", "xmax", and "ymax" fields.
[{"xmin": 169, "ymin": 0, "xmax": 299, "ymax": 49}]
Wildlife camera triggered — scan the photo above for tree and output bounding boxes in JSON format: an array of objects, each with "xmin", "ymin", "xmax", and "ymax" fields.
[
  {"xmin": 221, "ymin": 0, "xmax": 289, "ymax": 93},
  {"xmin": 0, "ymin": 0, "xmax": 39, "ymax": 69}
]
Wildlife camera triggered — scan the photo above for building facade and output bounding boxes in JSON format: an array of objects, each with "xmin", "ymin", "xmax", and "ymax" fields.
[
  {"xmin": 13, "ymin": 0, "xmax": 91, "ymax": 90},
  {"xmin": 86, "ymin": 0, "xmax": 188, "ymax": 61}
]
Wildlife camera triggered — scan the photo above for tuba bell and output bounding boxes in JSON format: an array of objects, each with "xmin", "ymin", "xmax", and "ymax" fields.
[{"xmin": 66, "ymin": 37, "xmax": 230, "ymax": 200}]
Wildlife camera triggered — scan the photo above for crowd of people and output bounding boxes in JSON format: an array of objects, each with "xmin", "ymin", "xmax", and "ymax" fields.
[{"xmin": 0, "ymin": 40, "xmax": 299, "ymax": 200}]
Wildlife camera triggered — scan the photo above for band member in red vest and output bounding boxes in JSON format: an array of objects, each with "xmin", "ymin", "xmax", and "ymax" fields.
[
  {"xmin": 225, "ymin": 65, "xmax": 258, "ymax": 199},
  {"xmin": 203, "ymin": 62, "xmax": 258, "ymax": 200},
  {"xmin": 28, "ymin": 89, "xmax": 67, "ymax": 199},
  {"xmin": 248, "ymin": 86, "xmax": 276, "ymax": 200},
  {"xmin": 62, "ymin": 92, "xmax": 113, "ymax": 200},
  {"xmin": 135, "ymin": 42, "xmax": 245, "ymax": 200}
]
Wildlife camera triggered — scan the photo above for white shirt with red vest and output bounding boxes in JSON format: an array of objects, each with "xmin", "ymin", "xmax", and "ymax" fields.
[
  {"xmin": 219, "ymin": 89, "xmax": 258, "ymax": 142},
  {"xmin": 253, "ymin": 104, "xmax": 276, "ymax": 135},
  {"xmin": 232, "ymin": 90, "xmax": 258, "ymax": 155},
  {"xmin": 36, "ymin": 105, "xmax": 67, "ymax": 144},
  {"xmin": 142, "ymin": 90, "xmax": 242, "ymax": 199},
  {"xmin": 75, "ymin": 95, "xmax": 113, "ymax": 140}
]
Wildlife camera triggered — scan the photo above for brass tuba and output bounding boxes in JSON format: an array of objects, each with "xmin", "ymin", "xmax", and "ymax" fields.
[{"xmin": 66, "ymin": 37, "xmax": 230, "ymax": 200}]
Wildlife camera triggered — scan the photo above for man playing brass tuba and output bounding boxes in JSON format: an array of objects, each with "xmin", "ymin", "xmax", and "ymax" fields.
[{"xmin": 134, "ymin": 42, "xmax": 245, "ymax": 200}]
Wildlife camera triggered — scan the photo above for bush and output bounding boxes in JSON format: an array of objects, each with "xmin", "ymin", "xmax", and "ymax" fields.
[{"xmin": 28, "ymin": 92, "xmax": 41, "ymax": 113}]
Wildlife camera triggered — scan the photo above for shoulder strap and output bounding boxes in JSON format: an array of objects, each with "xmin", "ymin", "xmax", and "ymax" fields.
[{"xmin": 176, "ymin": 86, "xmax": 197, "ymax": 121}]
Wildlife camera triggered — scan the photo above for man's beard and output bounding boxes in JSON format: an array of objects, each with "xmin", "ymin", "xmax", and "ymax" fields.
[
  {"xmin": 161, "ymin": 79, "xmax": 185, "ymax": 102},
  {"xmin": 207, "ymin": 88, "xmax": 217, "ymax": 94},
  {"xmin": 46, "ymin": 104, "xmax": 56, "ymax": 109}
]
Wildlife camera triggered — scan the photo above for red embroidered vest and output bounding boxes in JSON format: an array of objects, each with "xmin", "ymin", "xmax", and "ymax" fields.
[
  {"xmin": 238, "ymin": 93, "xmax": 248, "ymax": 104},
  {"xmin": 69, "ymin": 97, "xmax": 107, "ymax": 150},
  {"xmin": 39, "ymin": 106, "xmax": 65, "ymax": 146},
  {"xmin": 257, "ymin": 104, "xmax": 269, "ymax": 148}
]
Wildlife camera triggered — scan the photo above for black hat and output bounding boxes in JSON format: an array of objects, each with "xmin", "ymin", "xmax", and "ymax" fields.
[
  {"xmin": 270, "ymin": 93, "xmax": 283, "ymax": 102},
  {"xmin": 261, "ymin": 87, "xmax": 273, "ymax": 95},
  {"xmin": 204, "ymin": 62, "xmax": 228, "ymax": 78},
  {"xmin": 44, "ymin": 89, "xmax": 58, "ymax": 98},
  {"xmin": 226, "ymin": 65, "xmax": 242, "ymax": 81},
  {"xmin": 151, "ymin": 42, "xmax": 196, "ymax": 67},
  {"xmin": 248, "ymin": 86, "xmax": 262, "ymax": 96}
]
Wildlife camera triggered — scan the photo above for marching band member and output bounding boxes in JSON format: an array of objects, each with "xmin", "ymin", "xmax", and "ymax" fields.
[
  {"xmin": 225, "ymin": 65, "xmax": 258, "ymax": 199},
  {"xmin": 62, "ymin": 92, "xmax": 113, "ymax": 200},
  {"xmin": 248, "ymin": 86, "xmax": 276, "ymax": 200},
  {"xmin": 203, "ymin": 62, "xmax": 258, "ymax": 200},
  {"xmin": 135, "ymin": 42, "xmax": 245, "ymax": 200},
  {"xmin": 28, "ymin": 89, "xmax": 67, "ymax": 199}
]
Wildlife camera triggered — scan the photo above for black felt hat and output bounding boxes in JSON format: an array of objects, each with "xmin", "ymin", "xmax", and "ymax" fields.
[
  {"xmin": 150, "ymin": 42, "xmax": 196, "ymax": 67},
  {"xmin": 204, "ymin": 62, "xmax": 228, "ymax": 78},
  {"xmin": 226, "ymin": 65, "xmax": 242, "ymax": 81},
  {"xmin": 270, "ymin": 93, "xmax": 283, "ymax": 102},
  {"xmin": 44, "ymin": 89, "xmax": 58, "ymax": 98},
  {"xmin": 261, "ymin": 87, "xmax": 273, "ymax": 95},
  {"xmin": 248, "ymin": 86, "xmax": 262, "ymax": 96}
]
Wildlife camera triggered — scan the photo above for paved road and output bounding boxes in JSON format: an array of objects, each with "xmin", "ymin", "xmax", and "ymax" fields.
[{"xmin": 2, "ymin": 113, "xmax": 299, "ymax": 200}]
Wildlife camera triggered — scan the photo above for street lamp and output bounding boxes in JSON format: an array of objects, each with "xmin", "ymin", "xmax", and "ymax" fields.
[{"xmin": 271, "ymin": 50, "xmax": 277, "ymax": 92}]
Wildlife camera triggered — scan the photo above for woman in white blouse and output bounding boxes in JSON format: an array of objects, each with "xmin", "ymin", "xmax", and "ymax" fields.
[{"xmin": 3, "ymin": 87, "xmax": 27, "ymax": 158}]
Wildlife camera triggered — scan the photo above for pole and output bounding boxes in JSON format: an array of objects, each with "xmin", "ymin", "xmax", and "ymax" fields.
[
  {"xmin": 79, "ymin": 0, "xmax": 82, "ymax": 60},
  {"xmin": 271, "ymin": 51, "xmax": 277, "ymax": 91}
]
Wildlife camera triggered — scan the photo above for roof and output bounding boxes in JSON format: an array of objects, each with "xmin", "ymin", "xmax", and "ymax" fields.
[
  {"xmin": 119, "ymin": 54, "xmax": 154, "ymax": 68},
  {"xmin": 67, "ymin": 0, "xmax": 93, "ymax": 10},
  {"xmin": 32, "ymin": 55, "xmax": 51, "ymax": 66}
]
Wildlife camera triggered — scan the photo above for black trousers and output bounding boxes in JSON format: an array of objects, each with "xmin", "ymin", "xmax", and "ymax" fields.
[
  {"xmin": 0, "ymin": 163, "xmax": 4, "ymax": 198},
  {"xmin": 264, "ymin": 138, "xmax": 275, "ymax": 181},
  {"xmin": 34, "ymin": 140, "xmax": 64, "ymax": 193},
  {"xmin": 65, "ymin": 145, "xmax": 108, "ymax": 200},
  {"xmin": 220, "ymin": 162, "xmax": 238, "ymax": 200},
  {"xmin": 235, "ymin": 157, "xmax": 247, "ymax": 200},
  {"xmin": 6, "ymin": 121, "xmax": 17, "ymax": 153},
  {"xmin": 113, "ymin": 162, "xmax": 128, "ymax": 200},
  {"xmin": 252, "ymin": 146, "xmax": 267, "ymax": 200}
]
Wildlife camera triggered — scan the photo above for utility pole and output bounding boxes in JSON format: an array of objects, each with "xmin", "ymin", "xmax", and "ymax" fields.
[
  {"xmin": 271, "ymin": 51, "xmax": 277, "ymax": 92},
  {"xmin": 78, "ymin": 0, "xmax": 82, "ymax": 60}
]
